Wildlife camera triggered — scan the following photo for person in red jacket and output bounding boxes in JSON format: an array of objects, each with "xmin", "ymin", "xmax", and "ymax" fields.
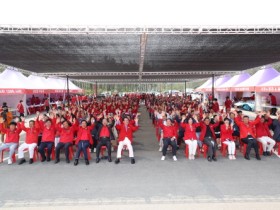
[
  {"xmin": 235, "ymin": 112, "xmax": 262, "ymax": 160},
  {"xmin": 74, "ymin": 118, "xmax": 95, "ymax": 166},
  {"xmin": 0, "ymin": 117, "xmax": 22, "ymax": 164},
  {"xmin": 255, "ymin": 115, "xmax": 275, "ymax": 156},
  {"xmin": 18, "ymin": 117, "xmax": 40, "ymax": 164},
  {"xmin": 37, "ymin": 114, "xmax": 57, "ymax": 162},
  {"xmin": 212, "ymin": 98, "xmax": 220, "ymax": 113},
  {"xmin": 115, "ymin": 116, "xmax": 139, "ymax": 164},
  {"xmin": 159, "ymin": 118, "xmax": 178, "ymax": 161},
  {"xmin": 269, "ymin": 93, "xmax": 277, "ymax": 106},
  {"xmin": 181, "ymin": 115, "xmax": 200, "ymax": 160},
  {"xmin": 16, "ymin": 100, "xmax": 25, "ymax": 117},
  {"xmin": 55, "ymin": 118, "xmax": 78, "ymax": 163},
  {"xmin": 224, "ymin": 96, "xmax": 232, "ymax": 110},
  {"xmin": 199, "ymin": 116, "xmax": 220, "ymax": 162},
  {"xmin": 220, "ymin": 118, "xmax": 236, "ymax": 160}
]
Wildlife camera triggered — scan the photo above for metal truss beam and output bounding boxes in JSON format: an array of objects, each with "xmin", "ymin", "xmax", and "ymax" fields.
[
  {"xmin": 139, "ymin": 33, "xmax": 148, "ymax": 80},
  {"xmin": 1, "ymin": 25, "xmax": 280, "ymax": 35},
  {"xmin": 38, "ymin": 71, "xmax": 238, "ymax": 77}
]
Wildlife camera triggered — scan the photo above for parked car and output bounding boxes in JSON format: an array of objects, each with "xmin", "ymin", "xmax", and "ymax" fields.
[{"xmin": 234, "ymin": 100, "xmax": 255, "ymax": 112}]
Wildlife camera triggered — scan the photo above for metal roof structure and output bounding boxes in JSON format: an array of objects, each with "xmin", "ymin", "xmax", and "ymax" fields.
[{"xmin": 1, "ymin": 25, "xmax": 280, "ymax": 83}]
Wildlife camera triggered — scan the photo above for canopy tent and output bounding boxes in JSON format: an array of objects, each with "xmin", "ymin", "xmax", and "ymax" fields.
[
  {"xmin": 46, "ymin": 77, "xmax": 83, "ymax": 93},
  {"xmin": 26, "ymin": 75, "xmax": 51, "ymax": 94},
  {"xmin": 195, "ymin": 78, "xmax": 215, "ymax": 92},
  {"xmin": 0, "ymin": 68, "xmax": 28, "ymax": 94},
  {"xmin": 232, "ymin": 66, "xmax": 280, "ymax": 92},
  {"xmin": 216, "ymin": 72, "xmax": 251, "ymax": 92},
  {"xmin": 256, "ymin": 75, "xmax": 280, "ymax": 93},
  {"xmin": 202, "ymin": 75, "xmax": 231, "ymax": 92}
]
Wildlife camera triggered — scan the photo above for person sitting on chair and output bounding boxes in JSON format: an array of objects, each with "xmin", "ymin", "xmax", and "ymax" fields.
[
  {"xmin": 37, "ymin": 113, "xmax": 57, "ymax": 162},
  {"xmin": 221, "ymin": 118, "xmax": 236, "ymax": 160},
  {"xmin": 199, "ymin": 116, "xmax": 220, "ymax": 162},
  {"xmin": 18, "ymin": 117, "xmax": 40, "ymax": 164},
  {"xmin": 159, "ymin": 118, "xmax": 178, "ymax": 161},
  {"xmin": 114, "ymin": 115, "xmax": 139, "ymax": 164},
  {"xmin": 255, "ymin": 114, "xmax": 275, "ymax": 156},
  {"xmin": 234, "ymin": 111, "xmax": 263, "ymax": 160},
  {"xmin": 0, "ymin": 118, "xmax": 22, "ymax": 165},
  {"xmin": 74, "ymin": 118, "xmax": 95, "ymax": 166},
  {"xmin": 95, "ymin": 118, "xmax": 115, "ymax": 163},
  {"xmin": 181, "ymin": 115, "xmax": 200, "ymax": 160},
  {"xmin": 55, "ymin": 117, "xmax": 78, "ymax": 164}
]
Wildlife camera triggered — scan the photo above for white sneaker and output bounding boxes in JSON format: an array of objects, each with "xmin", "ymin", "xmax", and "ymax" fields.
[
  {"xmin": 192, "ymin": 155, "xmax": 195, "ymax": 160},
  {"xmin": 93, "ymin": 148, "xmax": 96, "ymax": 153},
  {"xmin": 7, "ymin": 158, "xmax": 12, "ymax": 165},
  {"xmin": 188, "ymin": 155, "xmax": 192, "ymax": 160},
  {"xmin": 161, "ymin": 156, "xmax": 165, "ymax": 160},
  {"xmin": 173, "ymin": 156, "xmax": 177, "ymax": 161},
  {"xmin": 229, "ymin": 155, "xmax": 232, "ymax": 160},
  {"xmin": 159, "ymin": 147, "xmax": 162, "ymax": 152},
  {"xmin": 232, "ymin": 155, "xmax": 236, "ymax": 160}
]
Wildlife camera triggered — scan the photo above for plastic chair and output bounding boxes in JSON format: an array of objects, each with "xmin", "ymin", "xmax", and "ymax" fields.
[
  {"xmin": 0, "ymin": 148, "xmax": 16, "ymax": 163},
  {"xmin": 202, "ymin": 144, "xmax": 208, "ymax": 158},
  {"xmin": 39, "ymin": 146, "xmax": 55, "ymax": 160},
  {"xmin": 100, "ymin": 146, "xmax": 107, "ymax": 157},
  {"xmin": 23, "ymin": 147, "xmax": 39, "ymax": 162}
]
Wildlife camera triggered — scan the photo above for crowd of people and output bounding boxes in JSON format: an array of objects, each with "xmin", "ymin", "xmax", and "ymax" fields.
[
  {"xmin": 145, "ymin": 94, "xmax": 280, "ymax": 162},
  {"xmin": 0, "ymin": 95, "xmax": 140, "ymax": 165},
  {"xmin": 0, "ymin": 93, "xmax": 280, "ymax": 166}
]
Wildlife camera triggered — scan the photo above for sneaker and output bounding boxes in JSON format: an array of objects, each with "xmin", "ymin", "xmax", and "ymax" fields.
[
  {"xmin": 188, "ymin": 155, "xmax": 192, "ymax": 160},
  {"xmin": 161, "ymin": 156, "xmax": 165, "ymax": 161},
  {"xmin": 232, "ymin": 155, "xmax": 236, "ymax": 160},
  {"xmin": 18, "ymin": 159, "xmax": 26, "ymax": 165},
  {"xmin": 159, "ymin": 147, "xmax": 162, "ymax": 152},
  {"xmin": 173, "ymin": 156, "xmax": 177, "ymax": 161},
  {"xmin": 192, "ymin": 155, "xmax": 195, "ymax": 160},
  {"xmin": 131, "ymin": 158, "xmax": 135, "ymax": 164},
  {"xmin": 229, "ymin": 155, "xmax": 233, "ymax": 160},
  {"xmin": 8, "ymin": 158, "xmax": 12, "ymax": 165}
]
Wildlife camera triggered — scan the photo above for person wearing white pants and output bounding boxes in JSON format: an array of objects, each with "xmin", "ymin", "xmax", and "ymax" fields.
[
  {"xmin": 255, "ymin": 115, "xmax": 276, "ymax": 156},
  {"xmin": 18, "ymin": 143, "xmax": 37, "ymax": 160},
  {"xmin": 114, "ymin": 116, "xmax": 139, "ymax": 164},
  {"xmin": 220, "ymin": 119, "xmax": 236, "ymax": 160},
  {"xmin": 257, "ymin": 136, "xmax": 275, "ymax": 155},
  {"xmin": 181, "ymin": 116, "xmax": 200, "ymax": 160},
  {"xmin": 184, "ymin": 140, "xmax": 198, "ymax": 160},
  {"xmin": 222, "ymin": 140, "xmax": 236, "ymax": 159},
  {"xmin": 18, "ymin": 117, "xmax": 40, "ymax": 165},
  {"xmin": 117, "ymin": 137, "xmax": 134, "ymax": 158}
]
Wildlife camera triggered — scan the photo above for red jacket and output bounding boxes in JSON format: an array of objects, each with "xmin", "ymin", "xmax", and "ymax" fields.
[
  {"xmin": 255, "ymin": 118, "xmax": 272, "ymax": 138},
  {"xmin": 38, "ymin": 119, "xmax": 57, "ymax": 142},
  {"xmin": 56, "ymin": 122, "xmax": 78, "ymax": 143},
  {"xmin": 116, "ymin": 123, "xmax": 138, "ymax": 142},
  {"xmin": 235, "ymin": 117, "xmax": 260, "ymax": 139},
  {"xmin": 20, "ymin": 122, "xmax": 40, "ymax": 144},
  {"xmin": 212, "ymin": 102, "xmax": 220, "ymax": 113},
  {"xmin": 220, "ymin": 124, "xmax": 234, "ymax": 142},
  {"xmin": 0, "ymin": 123, "xmax": 22, "ymax": 143},
  {"xmin": 199, "ymin": 121, "xmax": 219, "ymax": 141},
  {"xmin": 181, "ymin": 122, "xmax": 200, "ymax": 140},
  {"xmin": 17, "ymin": 103, "xmax": 24, "ymax": 114},
  {"xmin": 159, "ymin": 123, "xmax": 177, "ymax": 139},
  {"xmin": 76, "ymin": 124, "xmax": 94, "ymax": 145},
  {"xmin": 224, "ymin": 99, "xmax": 232, "ymax": 109}
]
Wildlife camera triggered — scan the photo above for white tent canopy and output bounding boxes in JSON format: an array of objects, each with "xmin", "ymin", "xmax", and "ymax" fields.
[
  {"xmin": 216, "ymin": 72, "xmax": 251, "ymax": 92},
  {"xmin": 232, "ymin": 66, "xmax": 280, "ymax": 92}
]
